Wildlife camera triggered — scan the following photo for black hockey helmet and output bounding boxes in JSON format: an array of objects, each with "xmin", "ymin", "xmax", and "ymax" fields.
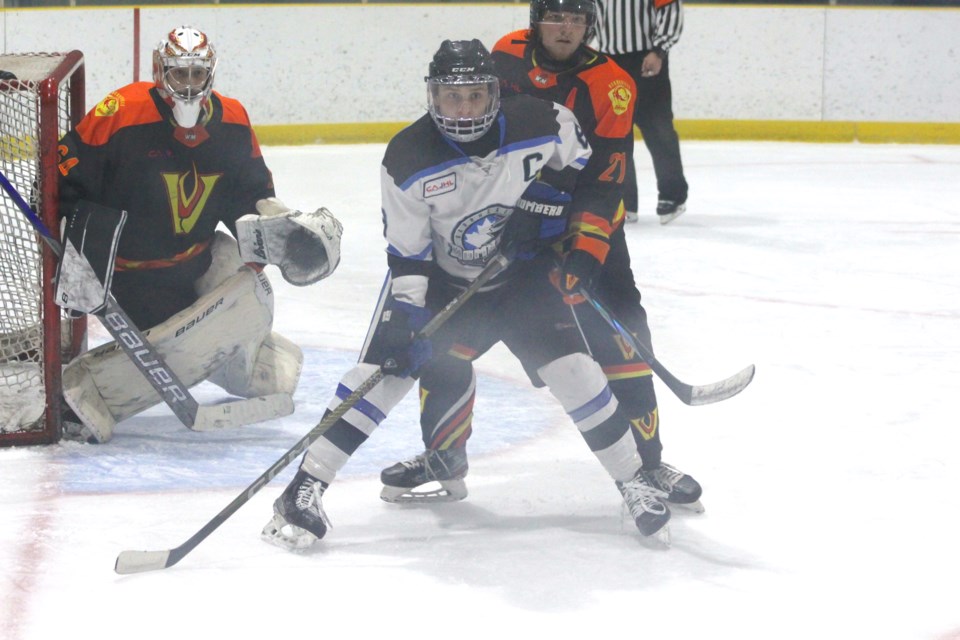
[
  {"xmin": 427, "ymin": 38, "xmax": 498, "ymax": 81},
  {"xmin": 425, "ymin": 40, "xmax": 501, "ymax": 143},
  {"xmin": 529, "ymin": 0, "xmax": 598, "ymax": 42}
]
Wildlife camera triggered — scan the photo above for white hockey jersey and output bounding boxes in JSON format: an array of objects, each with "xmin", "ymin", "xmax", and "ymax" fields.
[{"xmin": 380, "ymin": 94, "xmax": 591, "ymax": 306}]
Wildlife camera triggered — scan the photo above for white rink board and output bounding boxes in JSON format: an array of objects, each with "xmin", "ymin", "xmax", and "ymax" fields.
[{"xmin": 1, "ymin": 5, "xmax": 958, "ymax": 125}]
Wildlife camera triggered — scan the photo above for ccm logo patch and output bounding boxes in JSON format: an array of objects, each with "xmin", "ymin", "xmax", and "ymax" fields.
[{"xmin": 424, "ymin": 173, "xmax": 456, "ymax": 198}]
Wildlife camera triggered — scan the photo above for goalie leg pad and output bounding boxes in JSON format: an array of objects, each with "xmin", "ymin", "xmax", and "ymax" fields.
[
  {"xmin": 207, "ymin": 331, "xmax": 302, "ymax": 398},
  {"xmin": 62, "ymin": 266, "xmax": 276, "ymax": 434},
  {"xmin": 194, "ymin": 230, "xmax": 246, "ymax": 297},
  {"xmin": 62, "ymin": 361, "xmax": 117, "ymax": 443}
]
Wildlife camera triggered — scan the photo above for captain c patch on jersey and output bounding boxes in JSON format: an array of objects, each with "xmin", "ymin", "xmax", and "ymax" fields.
[{"xmin": 424, "ymin": 173, "xmax": 456, "ymax": 198}]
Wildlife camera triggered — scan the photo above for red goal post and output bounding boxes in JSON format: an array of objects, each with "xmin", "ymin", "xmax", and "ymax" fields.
[{"xmin": 0, "ymin": 51, "xmax": 86, "ymax": 446}]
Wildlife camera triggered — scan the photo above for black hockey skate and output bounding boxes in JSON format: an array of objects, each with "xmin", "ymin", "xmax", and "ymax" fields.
[
  {"xmin": 656, "ymin": 199, "xmax": 686, "ymax": 225},
  {"xmin": 646, "ymin": 462, "xmax": 704, "ymax": 513},
  {"xmin": 616, "ymin": 470, "xmax": 671, "ymax": 544},
  {"xmin": 380, "ymin": 448, "xmax": 468, "ymax": 503},
  {"xmin": 261, "ymin": 468, "xmax": 331, "ymax": 551}
]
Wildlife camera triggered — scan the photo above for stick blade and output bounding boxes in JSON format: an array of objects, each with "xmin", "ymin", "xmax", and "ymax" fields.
[
  {"xmin": 115, "ymin": 549, "xmax": 173, "ymax": 575},
  {"xmin": 687, "ymin": 364, "xmax": 756, "ymax": 406}
]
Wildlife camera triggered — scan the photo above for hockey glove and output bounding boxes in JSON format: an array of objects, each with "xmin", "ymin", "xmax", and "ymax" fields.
[
  {"xmin": 500, "ymin": 180, "xmax": 571, "ymax": 261},
  {"xmin": 236, "ymin": 198, "xmax": 343, "ymax": 286},
  {"xmin": 551, "ymin": 247, "xmax": 605, "ymax": 305},
  {"xmin": 378, "ymin": 299, "xmax": 433, "ymax": 378}
]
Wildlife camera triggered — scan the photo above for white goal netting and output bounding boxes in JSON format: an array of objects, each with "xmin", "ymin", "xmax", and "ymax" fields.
[{"xmin": 1, "ymin": 53, "xmax": 83, "ymax": 439}]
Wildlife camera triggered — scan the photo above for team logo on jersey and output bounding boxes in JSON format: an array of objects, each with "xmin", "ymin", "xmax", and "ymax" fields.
[
  {"xmin": 449, "ymin": 205, "xmax": 512, "ymax": 266},
  {"xmin": 95, "ymin": 92, "xmax": 124, "ymax": 117},
  {"xmin": 424, "ymin": 173, "xmax": 456, "ymax": 198},
  {"xmin": 608, "ymin": 80, "xmax": 633, "ymax": 116},
  {"xmin": 161, "ymin": 164, "xmax": 223, "ymax": 235},
  {"xmin": 631, "ymin": 409, "xmax": 659, "ymax": 441}
]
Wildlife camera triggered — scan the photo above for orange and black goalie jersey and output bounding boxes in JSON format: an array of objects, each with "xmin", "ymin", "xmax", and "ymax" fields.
[
  {"xmin": 57, "ymin": 82, "xmax": 275, "ymax": 282},
  {"xmin": 492, "ymin": 29, "xmax": 636, "ymax": 233}
]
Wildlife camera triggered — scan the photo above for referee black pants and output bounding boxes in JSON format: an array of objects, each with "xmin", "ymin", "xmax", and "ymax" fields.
[{"xmin": 609, "ymin": 51, "xmax": 688, "ymax": 213}]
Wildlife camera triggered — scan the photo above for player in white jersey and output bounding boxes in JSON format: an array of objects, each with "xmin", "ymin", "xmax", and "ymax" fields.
[
  {"xmin": 381, "ymin": 0, "xmax": 702, "ymax": 529},
  {"xmin": 261, "ymin": 39, "xmax": 672, "ymax": 551}
]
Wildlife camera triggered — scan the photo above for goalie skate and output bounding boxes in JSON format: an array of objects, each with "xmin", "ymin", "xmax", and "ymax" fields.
[
  {"xmin": 617, "ymin": 469, "xmax": 671, "ymax": 545},
  {"xmin": 261, "ymin": 469, "xmax": 330, "ymax": 551},
  {"xmin": 61, "ymin": 408, "xmax": 102, "ymax": 444},
  {"xmin": 380, "ymin": 448, "xmax": 468, "ymax": 503}
]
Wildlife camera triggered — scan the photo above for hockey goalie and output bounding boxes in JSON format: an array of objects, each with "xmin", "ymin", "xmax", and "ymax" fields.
[{"xmin": 55, "ymin": 25, "xmax": 343, "ymax": 443}]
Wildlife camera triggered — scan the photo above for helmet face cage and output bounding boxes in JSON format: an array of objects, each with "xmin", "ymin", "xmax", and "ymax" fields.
[
  {"xmin": 153, "ymin": 26, "xmax": 217, "ymax": 103},
  {"xmin": 425, "ymin": 40, "xmax": 501, "ymax": 143},
  {"xmin": 530, "ymin": 0, "xmax": 598, "ymax": 42},
  {"xmin": 427, "ymin": 75, "xmax": 500, "ymax": 143}
]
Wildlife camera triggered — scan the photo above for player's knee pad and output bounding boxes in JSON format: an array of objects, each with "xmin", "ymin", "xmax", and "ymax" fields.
[
  {"xmin": 537, "ymin": 352, "xmax": 619, "ymax": 423},
  {"xmin": 62, "ymin": 265, "xmax": 276, "ymax": 436}
]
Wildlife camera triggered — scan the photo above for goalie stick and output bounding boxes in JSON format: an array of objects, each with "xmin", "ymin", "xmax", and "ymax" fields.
[
  {"xmin": 0, "ymin": 170, "xmax": 290, "ymax": 432},
  {"xmin": 114, "ymin": 254, "xmax": 511, "ymax": 574},
  {"xmin": 579, "ymin": 289, "xmax": 755, "ymax": 406}
]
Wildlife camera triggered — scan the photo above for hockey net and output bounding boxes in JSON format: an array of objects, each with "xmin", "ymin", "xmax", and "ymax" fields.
[{"xmin": 0, "ymin": 52, "xmax": 86, "ymax": 446}]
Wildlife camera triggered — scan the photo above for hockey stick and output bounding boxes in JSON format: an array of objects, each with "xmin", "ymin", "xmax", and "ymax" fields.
[
  {"xmin": 0, "ymin": 170, "xmax": 289, "ymax": 431},
  {"xmin": 579, "ymin": 289, "xmax": 755, "ymax": 406},
  {"xmin": 114, "ymin": 254, "xmax": 511, "ymax": 574}
]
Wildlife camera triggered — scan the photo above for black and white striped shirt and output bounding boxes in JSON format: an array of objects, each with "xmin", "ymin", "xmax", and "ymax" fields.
[{"xmin": 593, "ymin": 0, "xmax": 684, "ymax": 55}]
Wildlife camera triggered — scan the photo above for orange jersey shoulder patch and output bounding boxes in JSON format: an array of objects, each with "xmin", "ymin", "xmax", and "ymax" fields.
[
  {"xmin": 578, "ymin": 62, "xmax": 636, "ymax": 139},
  {"xmin": 75, "ymin": 82, "xmax": 163, "ymax": 146}
]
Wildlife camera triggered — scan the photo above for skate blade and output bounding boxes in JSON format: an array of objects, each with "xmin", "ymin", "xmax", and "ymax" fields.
[
  {"xmin": 380, "ymin": 479, "xmax": 467, "ymax": 504},
  {"xmin": 640, "ymin": 524, "xmax": 672, "ymax": 549},
  {"xmin": 671, "ymin": 499, "xmax": 705, "ymax": 514},
  {"xmin": 658, "ymin": 206, "xmax": 686, "ymax": 225},
  {"xmin": 260, "ymin": 514, "xmax": 319, "ymax": 552}
]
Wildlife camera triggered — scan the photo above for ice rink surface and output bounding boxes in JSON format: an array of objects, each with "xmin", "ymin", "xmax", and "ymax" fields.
[{"xmin": 2, "ymin": 141, "xmax": 959, "ymax": 640}]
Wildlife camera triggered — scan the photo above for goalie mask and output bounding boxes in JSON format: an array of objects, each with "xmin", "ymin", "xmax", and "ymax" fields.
[
  {"xmin": 426, "ymin": 39, "xmax": 500, "ymax": 143},
  {"xmin": 153, "ymin": 26, "xmax": 218, "ymax": 128}
]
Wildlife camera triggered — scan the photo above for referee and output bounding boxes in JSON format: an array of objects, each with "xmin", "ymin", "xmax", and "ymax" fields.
[{"xmin": 594, "ymin": 0, "xmax": 688, "ymax": 224}]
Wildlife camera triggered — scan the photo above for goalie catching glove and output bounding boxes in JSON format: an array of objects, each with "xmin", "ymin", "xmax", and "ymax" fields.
[{"xmin": 236, "ymin": 198, "xmax": 343, "ymax": 286}]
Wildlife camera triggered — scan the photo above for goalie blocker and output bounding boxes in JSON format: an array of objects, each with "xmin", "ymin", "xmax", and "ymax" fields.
[{"xmin": 62, "ymin": 232, "xmax": 303, "ymax": 443}]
